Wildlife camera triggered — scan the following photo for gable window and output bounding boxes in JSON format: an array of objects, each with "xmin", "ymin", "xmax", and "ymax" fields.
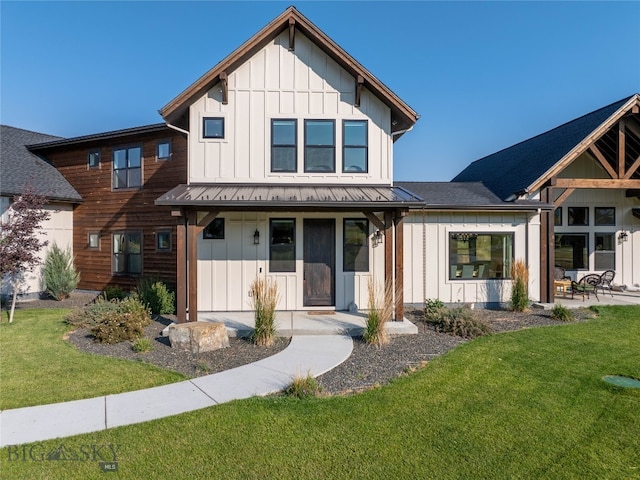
[
  {"xmin": 595, "ymin": 233, "xmax": 615, "ymax": 270},
  {"xmin": 568, "ymin": 207, "xmax": 588, "ymax": 226},
  {"xmin": 156, "ymin": 230, "xmax": 171, "ymax": 251},
  {"xmin": 449, "ymin": 233, "xmax": 513, "ymax": 280},
  {"xmin": 203, "ymin": 117, "xmax": 224, "ymax": 139},
  {"xmin": 595, "ymin": 207, "xmax": 615, "ymax": 226},
  {"xmin": 555, "ymin": 233, "xmax": 588, "ymax": 270},
  {"xmin": 113, "ymin": 146, "xmax": 142, "ymax": 189},
  {"xmin": 343, "ymin": 120, "xmax": 368, "ymax": 173},
  {"xmin": 304, "ymin": 120, "xmax": 335, "ymax": 172},
  {"xmin": 271, "ymin": 119, "xmax": 297, "ymax": 172},
  {"xmin": 270, "ymin": 219, "xmax": 295, "ymax": 272},
  {"xmin": 157, "ymin": 140, "xmax": 171, "ymax": 161},
  {"xmin": 203, "ymin": 218, "xmax": 224, "ymax": 239},
  {"xmin": 88, "ymin": 149, "xmax": 100, "ymax": 169},
  {"xmin": 343, "ymin": 219, "xmax": 369, "ymax": 271},
  {"xmin": 113, "ymin": 232, "xmax": 142, "ymax": 275}
]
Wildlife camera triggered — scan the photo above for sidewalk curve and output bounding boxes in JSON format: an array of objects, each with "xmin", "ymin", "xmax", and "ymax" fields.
[{"xmin": 0, "ymin": 335, "xmax": 353, "ymax": 447}]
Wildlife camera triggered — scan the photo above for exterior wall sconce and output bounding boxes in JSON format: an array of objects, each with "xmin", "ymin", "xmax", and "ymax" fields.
[
  {"xmin": 372, "ymin": 230, "xmax": 383, "ymax": 247},
  {"xmin": 619, "ymin": 231, "xmax": 629, "ymax": 242},
  {"xmin": 253, "ymin": 229, "xmax": 260, "ymax": 245}
]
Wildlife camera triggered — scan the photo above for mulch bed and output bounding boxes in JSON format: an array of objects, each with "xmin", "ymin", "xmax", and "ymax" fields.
[{"xmin": 15, "ymin": 292, "xmax": 597, "ymax": 395}]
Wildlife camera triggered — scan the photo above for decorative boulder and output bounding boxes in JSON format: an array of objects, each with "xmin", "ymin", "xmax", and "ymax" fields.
[{"xmin": 168, "ymin": 322, "xmax": 229, "ymax": 354}]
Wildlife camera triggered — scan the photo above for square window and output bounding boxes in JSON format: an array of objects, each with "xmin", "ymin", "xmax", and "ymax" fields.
[
  {"xmin": 343, "ymin": 219, "xmax": 369, "ymax": 271},
  {"xmin": 568, "ymin": 207, "xmax": 589, "ymax": 226},
  {"xmin": 203, "ymin": 218, "xmax": 224, "ymax": 239},
  {"xmin": 270, "ymin": 219, "xmax": 295, "ymax": 272},
  {"xmin": 271, "ymin": 119, "xmax": 297, "ymax": 172},
  {"xmin": 157, "ymin": 141, "xmax": 171, "ymax": 160},
  {"xmin": 595, "ymin": 207, "xmax": 615, "ymax": 226},
  {"xmin": 203, "ymin": 117, "xmax": 224, "ymax": 139},
  {"xmin": 88, "ymin": 150, "xmax": 100, "ymax": 168},
  {"xmin": 88, "ymin": 232, "xmax": 100, "ymax": 249},
  {"xmin": 343, "ymin": 120, "xmax": 368, "ymax": 173},
  {"xmin": 156, "ymin": 231, "xmax": 171, "ymax": 251},
  {"xmin": 554, "ymin": 208, "xmax": 562, "ymax": 226},
  {"xmin": 304, "ymin": 120, "xmax": 335, "ymax": 172}
]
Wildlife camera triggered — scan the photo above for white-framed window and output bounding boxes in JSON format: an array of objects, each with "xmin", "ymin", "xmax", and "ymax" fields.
[{"xmin": 449, "ymin": 232, "xmax": 513, "ymax": 280}]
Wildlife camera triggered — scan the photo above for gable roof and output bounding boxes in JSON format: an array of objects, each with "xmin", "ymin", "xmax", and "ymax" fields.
[
  {"xmin": 394, "ymin": 181, "xmax": 548, "ymax": 211},
  {"xmin": 452, "ymin": 94, "xmax": 639, "ymax": 201},
  {"xmin": 0, "ymin": 125, "xmax": 82, "ymax": 203},
  {"xmin": 159, "ymin": 6, "xmax": 418, "ymax": 135}
]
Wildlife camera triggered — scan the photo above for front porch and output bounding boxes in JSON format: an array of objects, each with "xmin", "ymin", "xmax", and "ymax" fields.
[{"xmin": 538, "ymin": 289, "xmax": 640, "ymax": 309}]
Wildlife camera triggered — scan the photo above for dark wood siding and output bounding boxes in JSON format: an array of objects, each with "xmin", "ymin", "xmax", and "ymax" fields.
[{"xmin": 45, "ymin": 129, "xmax": 187, "ymax": 292}]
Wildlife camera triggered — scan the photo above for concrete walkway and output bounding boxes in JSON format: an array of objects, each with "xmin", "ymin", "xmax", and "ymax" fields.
[{"xmin": 0, "ymin": 335, "xmax": 353, "ymax": 447}]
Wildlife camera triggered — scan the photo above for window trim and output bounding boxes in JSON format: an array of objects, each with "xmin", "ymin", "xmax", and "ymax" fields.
[
  {"xmin": 112, "ymin": 231, "xmax": 143, "ymax": 276},
  {"xmin": 203, "ymin": 117, "xmax": 225, "ymax": 139},
  {"xmin": 449, "ymin": 232, "xmax": 514, "ymax": 280},
  {"xmin": 343, "ymin": 218, "xmax": 369, "ymax": 272},
  {"xmin": 269, "ymin": 218, "xmax": 296, "ymax": 273},
  {"xmin": 271, "ymin": 118, "xmax": 298, "ymax": 173},
  {"xmin": 304, "ymin": 119, "xmax": 335, "ymax": 173},
  {"xmin": 156, "ymin": 229, "xmax": 172, "ymax": 252},
  {"xmin": 203, "ymin": 218, "xmax": 225, "ymax": 240},
  {"xmin": 88, "ymin": 149, "xmax": 101, "ymax": 169},
  {"xmin": 88, "ymin": 232, "xmax": 100, "ymax": 250},
  {"xmin": 342, "ymin": 120, "xmax": 368, "ymax": 173},
  {"xmin": 156, "ymin": 140, "xmax": 172, "ymax": 161},
  {"xmin": 112, "ymin": 144, "xmax": 143, "ymax": 190}
]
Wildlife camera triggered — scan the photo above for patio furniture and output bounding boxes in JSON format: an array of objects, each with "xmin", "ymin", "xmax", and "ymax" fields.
[
  {"xmin": 554, "ymin": 266, "xmax": 571, "ymax": 281},
  {"xmin": 554, "ymin": 279, "xmax": 572, "ymax": 298},
  {"xmin": 571, "ymin": 274, "xmax": 600, "ymax": 301},
  {"xmin": 461, "ymin": 265, "xmax": 475, "ymax": 279},
  {"xmin": 597, "ymin": 270, "xmax": 615, "ymax": 297}
]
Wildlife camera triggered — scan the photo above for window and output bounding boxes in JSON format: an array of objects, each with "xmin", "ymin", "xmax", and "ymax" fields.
[
  {"xmin": 88, "ymin": 149, "xmax": 100, "ymax": 169},
  {"xmin": 157, "ymin": 140, "xmax": 171, "ymax": 160},
  {"xmin": 304, "ymin": 120, "xmax": 335, "ymax": 172},
  {"xmin": 568, "ymin": 207, "xmax": 588, "ymax": 226},
  {"xmin": 343, "ymin": 219, "xmax": 369, "ymax": 271},
  {"xmin": 595, "ymin": 233, "xmax": 615, "ymax": 270},
  {"xmin": 449, "ymin": 233, "xmax": 513, "ymax": 280},
  {"xmin": 271, "ymin": 119, "xmax": 297, "ymax": 172},
  {"xmin": 343, "ymin": 120, "xmax": 368, "ymax": 173},
  {"xmin": 88, "ymin": 232, "xmax": 100, "ymax": 249},
  {"xmin": 113, "ymin": 232, "xmax": 142, "ymax": 275},
  {"xmin": 203, "ymin": 218, "xmax": 224, "ymax": 239},
  {"xmin": 113, "ymin": 146, "xmax": 142, "ymax": 189},
  {"xmin": 203, "ymin": 117, "xmax": 224, "ymax": 139},
  {"xmin": 554, "ymin": 207, "xmax": 562, "ymax": 226},
  {"xmin": 270, "ymin": 219, "xmax": 295, "ymax": 272},
  {"xmin": 595, "ymin": 207, "xmax": 615, "ymax": 226},
  {"xmin": 555, "ymin": 233, "xmax": 588, "ymax": 270},
  {"xmin": 156, "ymin": 230, "xmax": 171, "ymax": 251}
]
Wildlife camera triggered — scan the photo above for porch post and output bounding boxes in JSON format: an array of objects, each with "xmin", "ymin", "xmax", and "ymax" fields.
[
  {"xmin": 176, "ymin": 216, "xmax": 187, "ymax": 323},
  {"xmin": 187, "ymin": 210, "xmax": 198, "ymax": 322},
  {"xmin": 394, "ymin": 210, "xmax": 405, "ymax": 321},
  {"xmin": 540, "ymin": 187, "xmax": 554, "ymax": 303},
  {"xmin": 384, "ymin": 210, "xmax": 394, "ymax": 318}
]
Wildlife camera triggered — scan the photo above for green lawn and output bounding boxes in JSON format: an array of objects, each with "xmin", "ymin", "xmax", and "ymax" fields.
[
  {"xmin": 1, "ymin": 306, "xmax": 639, "ymax": 479},
  {"xmin": 0, "ymin": 309, "xmax": 185, "ymax": 409}
]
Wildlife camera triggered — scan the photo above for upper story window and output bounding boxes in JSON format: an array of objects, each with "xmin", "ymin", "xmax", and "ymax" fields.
[
  {"xmin": 88, "ymin": 149, "xmax": 100, "ymax": 169},
  {"xmin": 304, "ymin": 120, "xmax": 335, "ymax": 173},
  {"xmin": 595, "ymin": 207, "xmax": 615, "ymax": 226},
  {"xmin": 203, "ymin": 117, "xmax": 225, "ymax": 139},
  {"xmin": 568, "ymin": 207, "xmax": 588, "ymax": 226},
  {"xmin": 271, "ymin": 119, "xmax": 297, "ymax": 172},
  {"xmin": 113, "ymin": 146, "xmax": 142, "ymax": 190},
  {"xmin": 343, "ymin": 120, "xmax": 368, "ymax": 173},
  {"xmin": 157, "ymin": 140, "xmax": 171, "ymax": 161}
]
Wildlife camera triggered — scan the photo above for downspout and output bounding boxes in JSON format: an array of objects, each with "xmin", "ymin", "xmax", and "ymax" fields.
[{"xmin": 165, "ymin": 122, "xmax": 189, "ymax": 136}]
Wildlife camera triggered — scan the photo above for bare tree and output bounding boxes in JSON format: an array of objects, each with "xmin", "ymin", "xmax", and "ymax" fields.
[{"xmin": 0, "ymin": 188, "xmax": 50, "ymax": 322}]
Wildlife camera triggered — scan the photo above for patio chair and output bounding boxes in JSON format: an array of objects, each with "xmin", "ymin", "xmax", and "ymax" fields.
[
  {"xmin": 597, "ymin": 270, "xmax": 615, "ymax": 297},
  {"xmin": 461, "ymin": 265, "xmax": 475, "ymax": 279},
  {"xmin": 571, "ymin": 274, "xmax": 600, "ymax": 301}
]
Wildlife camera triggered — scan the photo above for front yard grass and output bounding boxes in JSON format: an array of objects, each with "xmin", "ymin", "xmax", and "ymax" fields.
[
  {"xmin": 0, "ymin": 309, "xmax": 185, "ymax": 409},
  {"xmin": 1, "ymin": 305, "xmax": 638, "ymax": 479}
]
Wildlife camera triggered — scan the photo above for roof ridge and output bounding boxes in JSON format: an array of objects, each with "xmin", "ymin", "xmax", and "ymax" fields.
[{"xmin": 1, "ymin": 124, "xmax": 63, "ymax": 140}]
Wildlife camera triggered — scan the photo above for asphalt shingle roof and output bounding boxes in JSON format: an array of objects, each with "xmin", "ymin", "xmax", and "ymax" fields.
[
  {"xmin": 1, "ymin": 125, "xmax": 82, "ymax": 202},
  {"xmin": 452, "ymin": 96, "xmax": 634, "ymax": 200}
]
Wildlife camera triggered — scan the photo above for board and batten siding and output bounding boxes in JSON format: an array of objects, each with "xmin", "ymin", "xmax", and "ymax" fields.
[
  {"xmin": 403, "ymin": 211, "xmax": 541, "ymax": 305},
  {"xmin": 189, "ymin": 31, "xmax": 392, "ymax": 185},
  {"xmin": 197, "ymin": 212, "xmax": 385, "ymax": 312}
]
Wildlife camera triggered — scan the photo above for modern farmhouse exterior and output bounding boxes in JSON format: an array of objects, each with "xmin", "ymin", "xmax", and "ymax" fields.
[{"xmin": 4, "ymin": 7, "xmax": 638, "ymax": 319}]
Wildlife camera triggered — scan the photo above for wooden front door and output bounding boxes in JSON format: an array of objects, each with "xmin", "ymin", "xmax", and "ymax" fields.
[{"xmin": 303, "ymin": 219, "xmax": 335, "ymax": 306}]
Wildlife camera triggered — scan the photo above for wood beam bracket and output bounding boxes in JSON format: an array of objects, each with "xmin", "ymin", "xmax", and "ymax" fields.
[
  {"xmin": 288, "ymin": 18, "xmax": 295, "ymax": 51},
  {"xmin": 220, "ymin": 72, "xmax": 228, "ymax": 105},
  {"xmin": 355, "ymin": 75, "xmax": 364, "ymax": 108},
  {"xmin": 363, "ymin": 211, "xmax": 385, "ymax": 231},
  {"xmin": 553, "ymin": 188, "xmax": 575, "ymax": 207},
  {"xmin": 197, "ymin": 210, "xmax": 221, "ymax": 229},
  {"xmin": 588, "ymin": 145, "xmax": 618, "ymax": 179}
]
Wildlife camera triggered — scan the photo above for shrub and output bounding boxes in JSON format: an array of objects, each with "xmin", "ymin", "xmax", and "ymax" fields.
[
  {"xmin": 103, "ymin": 284, "xmax": 127, "ymax": 301},
  {"xmin": 65, "ymin": 297, "xmax": 120, "ymax": 327},
  {"xmin": 250, "ymin": 277, "xmax": 279, "ymax": 346},
  {"xmin": 551, "ymin": 304, "xmax": 574, "ymax": 322},
  {"xmin": 132, "ymin": 336, "xmax": 153, "ymax": 353},
  {"xmin": 42, "ymin": 243, "xmax": 80, "ymax": 300},
  {"xmin": 424, "ymin": 298, "xmax": 446, "ymax": 320},
  {"xmin": 136, "ymin": 277, "xmax": 175, "ymax": 315},
  {"xmin": 510, "ymin": 259, "xmax": 529, "ymax": 312},
  {"xmin": 363, "ymin": 278, "xmax": 393, "ymax": 346},
  {"xmin": 426, "ymin": 306, "xmax": 492, "ymax": 338},
  {"xmin": 91, "ymin": 297, "xmax": 151, "ymax": 344},
  {"xmin": 284, "ymin": 373, "xmax": 321, "ymax": 399}
]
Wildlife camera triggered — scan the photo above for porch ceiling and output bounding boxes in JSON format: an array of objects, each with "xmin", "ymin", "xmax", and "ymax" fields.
[{"xmin": 156, "ymin": 184, "xmax": 424, "ymax": 211}]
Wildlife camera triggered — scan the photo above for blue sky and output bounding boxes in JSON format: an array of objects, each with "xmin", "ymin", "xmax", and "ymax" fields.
[{"xmin": 1, "ymin": 1, "xmax": 638, "ymax": 181}]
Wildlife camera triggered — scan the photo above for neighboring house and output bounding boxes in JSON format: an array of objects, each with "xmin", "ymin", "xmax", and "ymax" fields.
[
  {"xmin": 0, "ymin": 125, "xmax": 82, "ymax": 299},
  {"xmin": 453, "ymin": 94, "xmax": 640, "ymax": 302},
  {"xmin": 28, "ymin": 125, "xmax": 188, "ymax": 292}
]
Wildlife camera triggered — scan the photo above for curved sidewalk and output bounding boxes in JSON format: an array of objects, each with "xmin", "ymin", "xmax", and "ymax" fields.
[{"xmin": 0, "ymin": 335, "xmax": 353, "ymax": 447}]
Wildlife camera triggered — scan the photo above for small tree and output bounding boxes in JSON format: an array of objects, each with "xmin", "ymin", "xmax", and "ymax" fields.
[
  {"xmin": 43, "ymin": 242, "xmax": 80, "ymax": 300},
  {"xmin": 0, "ymin": 188, "xmax": 50, "ymax": 322}
]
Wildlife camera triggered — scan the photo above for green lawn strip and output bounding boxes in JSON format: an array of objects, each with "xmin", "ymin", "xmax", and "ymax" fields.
[
  {"xmin": 0, "ymin": 309, "xmax": 185, "ymax": 409},
  {"xmin": 2, "ymin": 306, "xmax": 638, "ymax": 479}
]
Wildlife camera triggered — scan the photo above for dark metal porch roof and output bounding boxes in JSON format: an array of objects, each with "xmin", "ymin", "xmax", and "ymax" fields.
[{"xmin": 156, "ymin": 184, "xmax": 424, "ymax": 210}]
